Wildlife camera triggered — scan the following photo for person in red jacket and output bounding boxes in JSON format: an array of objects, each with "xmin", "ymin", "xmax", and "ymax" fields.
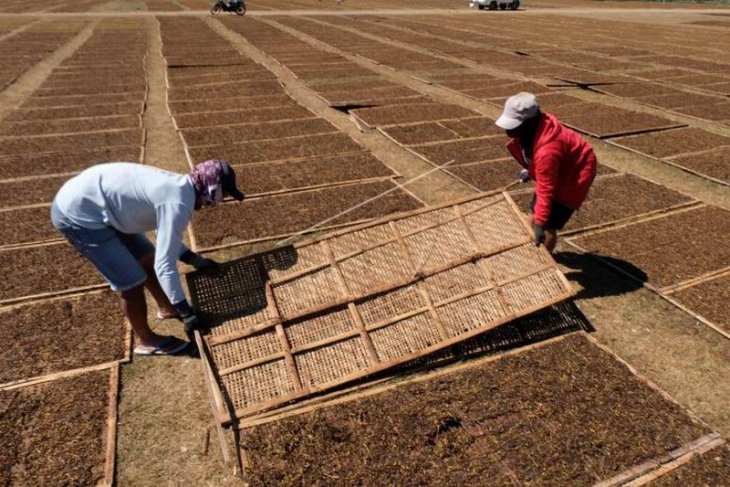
[{"xmin": 496, "ymin": 92, "xmax": 597, "ymax": 253}]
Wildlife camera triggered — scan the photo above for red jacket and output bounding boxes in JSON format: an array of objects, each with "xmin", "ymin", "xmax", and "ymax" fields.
[{"xmin": 507, "ymin": 113, "xmax": 597, "ymax": 226}]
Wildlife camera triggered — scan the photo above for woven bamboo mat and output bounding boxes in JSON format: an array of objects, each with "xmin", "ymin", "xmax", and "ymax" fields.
[{"xmin": 188, "ymin": 193, "xmax": 574, "ymax": 422}]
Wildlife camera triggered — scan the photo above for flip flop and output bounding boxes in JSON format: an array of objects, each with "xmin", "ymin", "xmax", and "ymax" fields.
[
  {"xmin": 157, "ymin": 310, "xmax": 180, "ymax": 320},
  {"xmin": 134, "ymin": 336, "xmax": 189, "ymax": 356}
]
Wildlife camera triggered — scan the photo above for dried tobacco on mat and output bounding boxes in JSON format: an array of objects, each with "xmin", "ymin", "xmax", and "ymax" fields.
[
  {"xmin": 168, "ymin": 95, "xmax": 294, "ymax": 115},
  {"xmin": 571, "ymin": 206, "xmax": 730, "ymax": 288},
  {"xmin": 188, "ymin": 133, "xmax": 363, "ymax": 166},
  {"xmin": 0, "ymin": 243, "xmax": 103, "ymax": 301},
  {"xmin": 238, "ymin": 153, "xmax": 395, "ymax": 195},
  {"xmin": 20, "ymin": 92, "xmax": 141, "ymax": 108},
  {"xmin": 5, "ymin": 101, "xmax": 143, "ymax": 121},
  {"xmin": 167, "ymin": 80, "xmax": 282, "ymax": 101},
  {"xmin": 674, "ymin": 102, "xmax": 730, "ymax": 122},
  {"xmin": 384, "ymin": 122, "xmax": 462, "ymax": 145},
  {"xmin": 413, "ymin": 137, "xmax": 509, "ymax": 166},
  {"xmin": 352, "ymin": 103, "xmax": 475, "ymax": 126},
  {"xmin": 0, "ymin": 115, "xmax": 140, "ymax": 137},
  {"xmin": 669, "ymin": 147, "xmax": 730, "ymax": 183},
  {"xmin": 0, "ymin": 129, "xmax": 144, "ymax": 157},
  {"xmin": 596, "ymin": 82, "xmax": 677, "ymax": 98},
  {"xmin": 562, "ymin": 111, "xmax": 682, "ymax": 138},
  {"xmin": 635, "ymin": 93, "xmax": 718, "ymax": 110},
  {"xmin": 192, "ymin": 181, "xmax": 421, "ymax": 248},
  {"xmin": 384, "ymin": 116, "xmax": 502, "ymax": 146},
  {"xmin": 0, "ymin": 291, "xmax": 124, "ymax": 384},
  {"xmin": 613, "ymin": 128, "xmax": 730, "ymax": 159},
  {"xmin": 0, "ymin": 175, "xmax": 67, "ymax": 209},
  {"xmin": 0, "ymin": 206, "xmax": 59, "ymax": 246},
  {"xmin": 175, "ymin": 106, "xmax": 315, "ymax": 129},
  {"xmin": 0, "ymin": 370, "xmax": 109, "ymax": 486},
  {"xmin": 449, "ymin": 160, "xmax": 528, "ymax": 191},
  {"xmin": 670, "ymin": 273, "xmax": 730, "ymax": 334},
  {"xmin": 182, "ymin": 119, "xmax": 335, "ymax": 146},
  {"xmin": 241, "ymin": 334, "xmax": 707, "ymax": 487},
  {"xmin": 0, "ymin": 146, "xmax": 141, "ymax": 179},
  {"xmin": 511, "ymin": 174, "xmax": 690, "ymax": 232}
]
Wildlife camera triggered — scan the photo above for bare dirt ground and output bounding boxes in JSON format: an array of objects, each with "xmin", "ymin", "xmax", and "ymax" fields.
[{"xmin": 1, "ymin": 1, "xmax": 728, "ymax": 485}]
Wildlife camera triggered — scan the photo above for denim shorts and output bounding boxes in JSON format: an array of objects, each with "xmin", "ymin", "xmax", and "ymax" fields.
[{"xmin": 51, "ymin": 202, "xmax": 155, "ymax": 292}]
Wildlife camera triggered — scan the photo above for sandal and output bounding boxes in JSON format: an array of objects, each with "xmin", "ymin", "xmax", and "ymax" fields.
[
  {"xmin": 157, "ymin": 310, "xmax": 180, "ymax": 320},
  {"xmin": 134, "ymin": 336, "xmax": 189, "ymax": 356}
]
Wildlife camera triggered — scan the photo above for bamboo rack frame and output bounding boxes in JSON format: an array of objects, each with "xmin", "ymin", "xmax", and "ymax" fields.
[
  {"xmin": 622, "ymin": 438, "xmax": 727, "ymax": 486},
  {"xmin": 234, "ymin": 299, "xmax": 589, "ymax": 428},
  {"xmin": 606, "ymin": 139, "xmax": 730, "ymax": 188},
  {"xmin": 203, "ymin": 195, "xmax": 514, "ymax": 345},
  {"xmin": 238, "ymin": 332, "xmax": 580, "ymax": 430},
  {"xmin": 562, "ymin": 118, "xmax": 686, "ymax": 140},
  {"xmin": 214, "ymin": 262, "xmax": 556, "ymax": 377},
  {"xmin": 101, "ymin": 362, "xmax": 120, "ymax": 487},
  {"xmin": 190, "ymin": 192, "xmax": 575, "ymax": 423},
  {"xmin": 661, "ymin": 266, "xmax": 730, "ymax": 295},
  {"xmin": 194, "ymin": 330, "xmax": 233, "ymax": 465},
  {"xmin": 593, "ymin": 434, "xmax": 724, "ymax": 487}
]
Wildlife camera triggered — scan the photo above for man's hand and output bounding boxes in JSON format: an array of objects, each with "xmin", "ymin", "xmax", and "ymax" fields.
[
  {"xmin": 191, "ymin": 254, "xmax": 219, "ymax": 271},
  {"xmin": 518, "ymin": 168, "xmax": 531, "ymax": 183},
  {"xmin": 182, "ymin": 313, "xmax": 200, "ymax": 332},
  {"xmin": 533, "ymin": 224, "xmax": 546, "ymax": 247},
  {"xmin": 174, "ymin": 300, "xmax": 200, "ymax": 341}
]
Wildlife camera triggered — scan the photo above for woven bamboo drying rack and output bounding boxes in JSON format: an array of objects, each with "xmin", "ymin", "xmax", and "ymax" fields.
[{"xmin": 188, "ymin": 192, "xmax": 575, "ymax": 423}]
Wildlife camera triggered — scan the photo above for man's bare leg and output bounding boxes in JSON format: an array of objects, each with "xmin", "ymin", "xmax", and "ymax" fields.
[
  {"xmin": 121, "ymin": 284, "xmax": 170, "ymax": 347},
  {"xmin": 138, "ymin": 253, "xmax": 178, "ymax": 318}
]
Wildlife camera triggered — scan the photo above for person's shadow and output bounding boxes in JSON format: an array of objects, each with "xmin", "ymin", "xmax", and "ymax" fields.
[
  {"xmin": 554, "ymin": 251, "xmax": 648, "ymax": 301},
  {"xmin": 185, "ymin": 245, "xmax": 299, "ymax": 333}
]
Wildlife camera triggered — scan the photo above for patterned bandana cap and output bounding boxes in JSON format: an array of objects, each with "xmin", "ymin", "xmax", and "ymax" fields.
[{"xmin": 190, "ymin": 159, "xmax": 226, "ymax": 207}]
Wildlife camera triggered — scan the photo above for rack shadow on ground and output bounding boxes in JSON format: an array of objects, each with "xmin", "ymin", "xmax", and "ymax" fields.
[
  {"xmin": 303, "ymin": 300, "xmax": 595, "ymax": 402},
  {"xmin": 555, "ymin": 251, "xmax": 648, "ymax": 301},
  {"xmin": 186, "ymin": 245, "xmax": 299, "ymax": 331}
]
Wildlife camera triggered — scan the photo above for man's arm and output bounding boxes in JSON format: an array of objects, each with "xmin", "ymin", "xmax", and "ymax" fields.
[
  {"xmin": 532, "ymin": 149, "xmax": 560, "ymax": 227},
  {"xmin": 154, "ymin": 203, "xmax": 193, "ymax": 309}
]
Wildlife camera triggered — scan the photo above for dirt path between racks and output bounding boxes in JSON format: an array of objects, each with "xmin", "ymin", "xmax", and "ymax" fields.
[
  {"xmin": 115, "ymin": 17, "xmax": 245, "ymax": 487},
  {"xmin": 140, "ymin": 17, "xmax": 189, "ymax": 172},
  {"xmin": 0, "ymin": 20, "xmax": 98, "ymax": 122},
  {"xmin": 0, "ymin": 19, "xmax": 40, "ymax": 43}
]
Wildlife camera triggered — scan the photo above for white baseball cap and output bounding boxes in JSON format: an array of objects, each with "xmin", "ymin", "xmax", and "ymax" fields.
[{"xmin": 495, "ymin": 92, "xmax": 540, "ymax": 130}]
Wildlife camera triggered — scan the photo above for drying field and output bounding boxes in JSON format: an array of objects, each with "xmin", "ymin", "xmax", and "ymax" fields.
[{"xmin": 0, "ymin": 0, "xmax": 728, "ymax": 485}]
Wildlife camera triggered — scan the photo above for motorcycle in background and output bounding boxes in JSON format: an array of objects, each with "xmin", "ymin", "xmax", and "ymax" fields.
[{"xmin": 211, "ymin": 0, "xmax": 246, "ymax": 15}]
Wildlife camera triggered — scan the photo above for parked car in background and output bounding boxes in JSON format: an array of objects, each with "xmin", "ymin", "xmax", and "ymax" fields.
[{"xmin": 469, "ymin": 0, "xmax": 520, "ymax": 10}]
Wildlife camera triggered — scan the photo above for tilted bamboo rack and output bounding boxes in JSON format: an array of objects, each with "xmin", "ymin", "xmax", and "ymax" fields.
[{"xmin": 188, "ymin": 192, "xmax": 575, "ymax": 423}]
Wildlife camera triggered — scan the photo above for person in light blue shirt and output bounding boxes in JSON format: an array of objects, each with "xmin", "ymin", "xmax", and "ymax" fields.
[{"xmin": 51, "ymin": 159, "xmax": 244, "ymax": 355}]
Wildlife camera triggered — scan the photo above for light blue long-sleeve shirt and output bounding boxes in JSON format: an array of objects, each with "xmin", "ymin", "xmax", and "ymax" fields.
[{"xmin": 53, "ymin": 163, "xmax": 195, "ymax": 305}]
